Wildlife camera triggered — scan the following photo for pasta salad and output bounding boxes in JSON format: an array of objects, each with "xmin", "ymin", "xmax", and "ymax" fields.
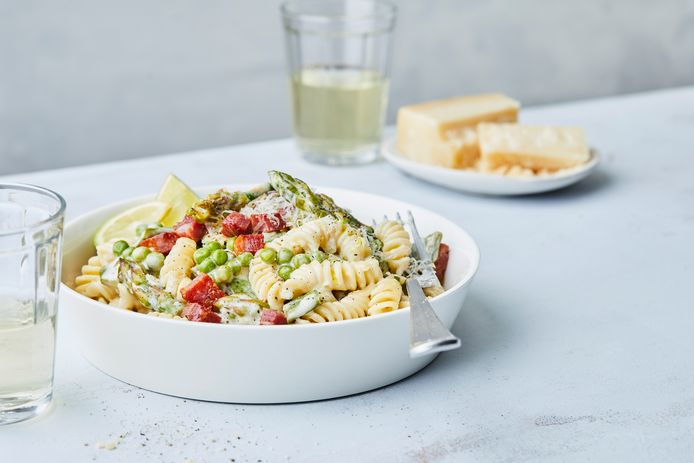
[{"xmin": 73, "ymin": 171, "xmax": 450, "ymax": 325}]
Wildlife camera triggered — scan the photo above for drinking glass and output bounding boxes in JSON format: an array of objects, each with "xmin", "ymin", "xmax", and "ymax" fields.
[
  {"xmin": 0, "ymin": 184, "xmax": 65, "ymax": 425},
  {"xmin": 281, "ymin": 0, "xmax": 397, "ymax": 165}
]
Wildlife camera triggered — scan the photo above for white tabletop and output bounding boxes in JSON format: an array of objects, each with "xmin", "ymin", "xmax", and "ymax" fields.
[{"xmin": 2, "ymin": 87, "xmax": 693, "ymax": 462}]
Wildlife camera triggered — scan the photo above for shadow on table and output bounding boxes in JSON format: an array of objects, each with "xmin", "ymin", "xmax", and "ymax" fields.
[
  {"xmin": 400, "ymin": 167, "xmax": 613, "ymax": 202},
  {"xmin": 501, "ymin": 169, "xmax": 613, "ymax": 202},
  {"xmin": 426, "ymin": 290, "xmax": 513, "ymax": 370}
]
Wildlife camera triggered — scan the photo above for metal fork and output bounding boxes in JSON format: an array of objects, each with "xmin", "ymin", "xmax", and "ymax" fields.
[{"xmin": 382, "ymin": 212, "xmax": 461, "ymax": 358}]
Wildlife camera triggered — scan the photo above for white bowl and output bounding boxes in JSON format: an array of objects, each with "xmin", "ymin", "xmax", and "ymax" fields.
[
  {"xmin": 382, "ymin": 136, "xmax": 601, "ymax": 195},
  {"xmin": 60, "ymin": 186, "xmax": 480, "ymax": 403}
]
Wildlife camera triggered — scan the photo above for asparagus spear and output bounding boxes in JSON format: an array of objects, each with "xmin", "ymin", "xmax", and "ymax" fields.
[
  {"xmin": 424, "ymin": 231, "xmax": 443, "ymax": 263},
  {"xmin": 283, "ymin": 289, "xmax": 323, "ymax": 323},
  {"xmin": 118, "ymin": 260, "xmax": 183, "ymax": 315},
  {"xmin": 267, "ymin": 170, "xmax": 383, "ymax": 255},
  {"xmin": 268, "ymin": 171, "xmax": 324, "ymax": 216}
]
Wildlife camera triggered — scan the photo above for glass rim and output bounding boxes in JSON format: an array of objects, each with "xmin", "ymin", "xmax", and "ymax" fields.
[
  {"xmin": 0, "ymin": 183, "xmax": 66, "ymax": 237},
  {"xmin": 281, "ymin": 0, "xmax": 397, "ymax": 24}
]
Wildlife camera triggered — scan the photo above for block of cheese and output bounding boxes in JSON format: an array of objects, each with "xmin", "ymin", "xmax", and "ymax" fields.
[
  {"xmin": 477, "ymin": 123, "xmax": 590, "ymax": 171},
  {"xmin": 396, "ymin": 94, "xmax": 520, "ymax": 168}
]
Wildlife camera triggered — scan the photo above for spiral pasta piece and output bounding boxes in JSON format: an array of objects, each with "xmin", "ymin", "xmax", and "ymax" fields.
[
  {"xmin": 74, "ymin": 255, "xmax": 118, "ymax": 302},
  {"xmin": 248, "ymin": 257, "xmax": 284, "ymax": 310},
  {"xmin": 367, "ymin": 276, "xmax": 403, "ymax": 316},
  {"xmin": 394, "ymin": 286, "xmax": 443, "ymax": 311},
  {"xmin": 424, "ymin": 284, "xmax": 445, "ymax": 298},
  {"xmin": 375, "ymin": 220, "xmax": 412, "ymax": 275},
  {"xmin": 109, "ymin": 283, "xmax": 145, "ymax": 311},
  {"xmin": 159, "ymin": 237, "xmax": 196, "ymax": 297},
  {"xmin": 268, "ymin": 216, "xmax": 371, "ymax": 261},
  {"xmin": 280, "ymin": 258, "xmax": 383, "ymax": 300},
  {"xmin": 96, "ymin": 241, "xmax": 119, "ymax": 266},
  {"xmin": 296, "ymin": 288, "xmax": 371, "ymax": 324}
]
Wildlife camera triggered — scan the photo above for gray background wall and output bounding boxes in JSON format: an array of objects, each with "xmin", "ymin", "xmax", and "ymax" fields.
[{"xmin": 1, "ymin": 0, "xmax": 693, "ymax": 175}]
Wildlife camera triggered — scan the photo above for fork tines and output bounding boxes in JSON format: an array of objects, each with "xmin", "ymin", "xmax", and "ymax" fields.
[{"xmin": 405, "ymin": 210, "xmax": 430, "ymax": 264}]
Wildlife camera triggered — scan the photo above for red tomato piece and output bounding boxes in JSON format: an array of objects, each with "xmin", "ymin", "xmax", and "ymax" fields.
[
  {"xmin": 180, "ymin": 274, "xmax": 225, "ymax": 306},
  {"xmin": 139, "ymin": 232, "xmax": 179, "ymax": 255},
  {"xmin": 434, "ymin": 243, "xmax": 450, "ymax": 284},
  {"xmin": 220, "ymin": 212, "xmax": 251, "ymax": 237},
  {"xmin": 173, "ymin": 216, "xmax": 207, "ymax": 242},
  {"xmin": 233, "ymin": 234, "xmax": 265, "ymax": 255},
  {"xmin": 182, "ymin": 302, "xmax": 221, "ymax": 323},
  {"xmin": 250, "ymin": 213, "xmax": 287, "ymax": 233},
  {"xmin": 259, "ymin": 309, "xmax": 287, "ymax": 325}
]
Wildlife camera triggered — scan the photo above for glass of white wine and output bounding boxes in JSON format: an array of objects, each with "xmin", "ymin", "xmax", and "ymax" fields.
[
  {"xmin": 282, "ymin": 0, "xmax": 397, "ymax": 165},
  {"xmin": 0, "ymin": 184, "xmax": 65, "ymax": 425}
]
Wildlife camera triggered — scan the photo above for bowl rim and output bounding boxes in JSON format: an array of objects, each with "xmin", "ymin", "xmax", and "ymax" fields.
[{"xmin": 61, "ymin": 184, "xmax": 481, "ymax": 331}]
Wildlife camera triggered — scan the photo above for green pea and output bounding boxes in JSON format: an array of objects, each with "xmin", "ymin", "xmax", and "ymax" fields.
[
  {"xmin": 211, "ymin": 249, "xmax": 228, "ymax": 265},
  {"xmin": 205, "ymin": 241, "xmax": 222, "ymax": 251},
  {"xmin": 226, "ymin": 237, "xmax": 237, "ymax": 252},
  {"xmin": 211, "ymin": 265, "xmax": 233, "ymax": 284},
  {"xmin": 144, "ymin": 252, "xmax": 165, "ymax": 272},
  {"xmin": 196, "ymin": 258, "xmax": 216, "ymax": 274},
  {"xmin": 278, "ymin": 264, "xmax": 294, "ymax": 280},
  {"xmin": 258, "ymin": 248, "xmax": 277, "ymax": 264},
  {"xmin": 291, "ymin": 253, "xmax": 311, "ymax": 269},
  {"xmin": 194, "ymin": 247, "xmax": 211, "ymax": 264},
  {"xmin": 112, "ymin": 240, "xmax": 129, "ymax": 256},
  {"xmin": 120, "ymin": 247, "xmax": 134, "ymax": 259},
  {"xmin": 238, "ymin": 252, "xmax": 253, "ymax": 267},
  {"xmin": 131, "ymin": 246, "xmax": 151, "ymax": 262},
  {"xmin": 228, "ymin": 258, "xmax": 242, "ymax": 275},
  {"xmin": 277, "ymin": 248, "xmax": 294, "ymax": 264},
  {"xmin": 312, "ymin": 250, "xmax": 327, "ymax": 263}
]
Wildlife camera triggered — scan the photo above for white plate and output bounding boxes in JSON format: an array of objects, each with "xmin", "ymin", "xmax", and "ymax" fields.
[
  {"xmin": 60, "ymin": 186, "xmax": 480, "ymax": 403},
  {"xmin": 382, "ymin": 136, "xmax": 600, "ymax": 195}
]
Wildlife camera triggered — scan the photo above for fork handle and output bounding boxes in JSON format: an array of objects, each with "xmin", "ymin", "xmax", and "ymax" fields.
[{"xmin": 406, "ymin": 279, "xmax": 461, "ymax": 358}]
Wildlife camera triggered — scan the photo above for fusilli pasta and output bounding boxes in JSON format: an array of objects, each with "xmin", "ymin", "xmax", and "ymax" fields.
[
  {"xmin": 424, "ymin": 284, "xmax": 445, "ymax": 298},
  {"xmin": 110, "ymin": 283, "xmax": 145, "ymax": 311},
  {"xmin": 280, "ymin": 258, "xmax": 383, "ymax": 300},
  {"xmin": 296, "ymin": 287, "xmax": 370, "ymax": 324},
  {"xmin": 269, "ymin": 216, "xmax": 371, "ymax": 261},
  {"xmin": 74, "ymin": 255, "xmax": 118, "ymax": 303},
  {"xmin": 159, "ymin": 237, "xmax": 196, "ymax": 297},
  {"xmin": 248, "ymin": 257, "xmax": 285, "ymax": 311},
  {"xmin": 367, "ymin": 276, "xmax": 403, "ymax": 316},
  {"xmin": 375, "ymin": 220, "xmax": 412, "ymax": 275}
]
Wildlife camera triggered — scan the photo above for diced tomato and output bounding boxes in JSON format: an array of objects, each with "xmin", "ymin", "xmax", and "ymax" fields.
[
  {"xmin": 180, "ymin": 274, "xmax": 225, "ymax": 306},
  {"xmin": 139, "ymin": 232, "xmax": 179, "ymax": 254},
  {"xmin": 250, "ymin": 213, "xmax": 286, "ymax": 233},
  {"xmin": 182, "ymin": 302, "xmax": 221, "ymax": 323},
  {"xmin": 173, "ymin": 216, "xmax": 207, "ymax": 242},
  {"xmin": 221, "ymin": 212, "xmax": 252, "ymax": 237},
  {"xmin": 259, "ymin": 309, "xmax": 287, "ymax": 325},
  {"xmin": 434, "ymin": 243, "xmax": 450, "ymax": 284},
  {"xmin": 233, "ymin": 234, "xmax": 264, "ymax": 255}
]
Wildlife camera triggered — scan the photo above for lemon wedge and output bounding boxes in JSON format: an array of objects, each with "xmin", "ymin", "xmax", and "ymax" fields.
[
  {"xmin": 93, "ymin": 201, "xmax": 170, "ymax": 246},
  {"xmin": 156, "ymin": 174, "xmax": 200, "ymax": 227}
]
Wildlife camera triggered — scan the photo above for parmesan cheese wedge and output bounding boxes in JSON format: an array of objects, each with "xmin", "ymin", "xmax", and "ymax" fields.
[
  {"xmin": 477, "ymin": 123, "xmax": 590, "ymax": 171},
  {"xmin": 396, "ymin": 94, "xmax": 520, "ymax": 168}
]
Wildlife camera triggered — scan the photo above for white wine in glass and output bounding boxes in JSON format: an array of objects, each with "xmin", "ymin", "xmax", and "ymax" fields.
[{"xmin": 291, "ymin": 66, "xmax": 389, "ymax": 158}]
